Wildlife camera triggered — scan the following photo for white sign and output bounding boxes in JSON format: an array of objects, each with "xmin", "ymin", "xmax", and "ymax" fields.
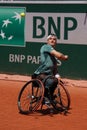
[{"xmin": 25, "ymin": 13, "xmax": 87, "ymax": 45}]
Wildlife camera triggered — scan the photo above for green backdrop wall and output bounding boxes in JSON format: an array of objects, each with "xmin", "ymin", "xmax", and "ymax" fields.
[{"xmin": 0, "ymin": 2, "xmax": 87, "ymax": 79}]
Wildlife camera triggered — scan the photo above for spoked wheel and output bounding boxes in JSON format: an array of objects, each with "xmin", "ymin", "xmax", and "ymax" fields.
[
  {"xmin": 52, "ymin": 80, "xmax": 71, "ymax": 111},
  {"xmin": 18, "ymin": 79, "xmax": 44, "ymax": 114}
]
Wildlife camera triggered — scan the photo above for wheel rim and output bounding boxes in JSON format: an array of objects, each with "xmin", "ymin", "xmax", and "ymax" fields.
[
  {"xmin": 52, "ymin": 82, "xmax": 70, "ymax": 110},
  {"xmin": 18, "ymin": 79, "xmax": 44, "ymax": 114}
]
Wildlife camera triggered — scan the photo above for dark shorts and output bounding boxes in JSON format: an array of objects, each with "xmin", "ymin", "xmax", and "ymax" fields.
[{"xmin": 32, "ymin": 73, "xmax": 58, "ymax": 89}]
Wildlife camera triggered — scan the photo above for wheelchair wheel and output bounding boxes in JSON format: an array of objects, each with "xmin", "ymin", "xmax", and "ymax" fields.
[
  {"xmin": 18, "ymin": 79, "xmax": 44, "ymax": 114},
  {"xmin": 52, "ymin": 80, "xmax": 70, "ymax": 111}
]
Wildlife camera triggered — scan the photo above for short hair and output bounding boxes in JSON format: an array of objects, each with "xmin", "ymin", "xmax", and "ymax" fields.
[{"xmin": 47, "ymin": 33, "xmax": 57, "ymax": 40}]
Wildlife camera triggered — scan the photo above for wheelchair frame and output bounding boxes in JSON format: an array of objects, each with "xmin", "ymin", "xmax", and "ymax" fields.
[{"xmin": 17, "ymin": 76, "xmax": 71, "ymax": 114}]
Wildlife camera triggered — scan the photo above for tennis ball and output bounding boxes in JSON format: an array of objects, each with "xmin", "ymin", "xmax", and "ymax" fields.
[{"xmin": 20, "ymin": 12, "xmax": 25, "ymax": 17}]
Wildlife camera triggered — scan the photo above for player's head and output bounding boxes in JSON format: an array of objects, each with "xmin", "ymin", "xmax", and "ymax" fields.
[
  {"xmin": 47, "ymin": 33, "xmax": 57, "ymax": 40},
  {"xmin": 47, "ymin": 33, "xmax": 57, "ymax": 47}
]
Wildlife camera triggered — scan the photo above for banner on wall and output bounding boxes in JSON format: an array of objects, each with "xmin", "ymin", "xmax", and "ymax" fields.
[
  {"xmin": 0, "ymin": 7, "xmax": 25, "ymax": 46},
  {"xmin": 25, "ymin": 12, "xmax": 87, "ymax": 45}
]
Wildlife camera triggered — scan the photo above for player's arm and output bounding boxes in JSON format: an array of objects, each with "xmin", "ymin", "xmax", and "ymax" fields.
[{"xmin": 50, "ymin": 49, "xmax": 68, "ymax": 60}]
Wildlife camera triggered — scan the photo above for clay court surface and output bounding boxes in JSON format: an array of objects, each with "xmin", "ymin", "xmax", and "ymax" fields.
[{"xmin": 0, "ymin": 75, "xmax": 87, "ymax": 130}]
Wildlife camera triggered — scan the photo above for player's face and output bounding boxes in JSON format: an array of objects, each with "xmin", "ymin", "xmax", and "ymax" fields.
[{"xmin": 47, "ymin": 36, "xmax": 57, "ymax": 47}]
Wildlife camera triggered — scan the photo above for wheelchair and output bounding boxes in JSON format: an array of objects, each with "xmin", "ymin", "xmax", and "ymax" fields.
[{"xmin": 17, "ymin": 75, "xmax": 71, "ymax": 114}]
